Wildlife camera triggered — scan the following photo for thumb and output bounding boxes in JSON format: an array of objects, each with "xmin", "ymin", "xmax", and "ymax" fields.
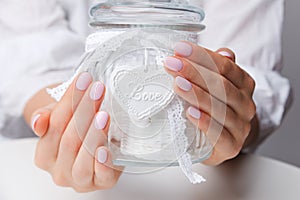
[
  {"xmin": 31, "ymin": 103, "xmax": 55, "ymax": 137},
  {"xmin": 216, "ymin": 48, "xmax": 236, "ymax": 63}
]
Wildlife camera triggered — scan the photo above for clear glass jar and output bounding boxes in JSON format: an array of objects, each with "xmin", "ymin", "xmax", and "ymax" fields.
[{"xmin": 78, "ymin": 0, "xmax": 212, "ymax": 169}]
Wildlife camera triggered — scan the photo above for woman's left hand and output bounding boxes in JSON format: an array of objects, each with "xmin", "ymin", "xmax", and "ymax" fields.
[{"xmin": 164, "ymin": 42, "xmax": 256, "ymax": 165}]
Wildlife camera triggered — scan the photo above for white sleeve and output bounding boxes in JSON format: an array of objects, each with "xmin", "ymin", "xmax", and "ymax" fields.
[
  {"xmin": 198, "ymin": 0, "xmax": 292, "ymax": 148},
  {"xmin": 0, "ymin": 0, "xmax": 87, "ymax": 136}
]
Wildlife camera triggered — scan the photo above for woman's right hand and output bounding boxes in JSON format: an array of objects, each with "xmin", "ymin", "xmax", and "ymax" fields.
[{"xmin": 30, "ymin": 72, "xmax": 122, "ymax": 192}]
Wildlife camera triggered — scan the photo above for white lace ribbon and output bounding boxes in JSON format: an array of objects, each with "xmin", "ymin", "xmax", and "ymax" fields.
[{"xmin": 167, "ymin": 96, "xmax": 205, "ymax": 184}]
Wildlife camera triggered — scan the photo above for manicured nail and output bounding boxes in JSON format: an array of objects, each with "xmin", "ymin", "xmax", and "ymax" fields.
[
  {"xmin": 76, "ymin": 72, "xmax": 92, "ymax": 91},
  {"xmin": 95, "ymin": 111, "xmax": 109, "ymax": 130},
  {"xmin": 164, "ymin": 57, "xmax": 183, "ymax": 72},
  {"xmin": 90, "ymin": 82, "xmax": 104, "ymax": 100},
  {"xmin": 188, "ymin": 106, "xmax": 201, "ymax": 119},
  {"xmin": 97, "ymin": 148, "xmax": 108, "ymax": 163},
  {"xmin": 175, "ymin": 76, "xmax": 192, "ymax": 91},
  {"xmin": 31, "ymin": 114, "xmax": 41, "ymax": 131},
  {"xmin": 174, "ymin": 42, "xmax": 193, "ymax": 57},
  {"xmin": 218, "ymin": 51, "xmax": 233, "ymax": 59}
]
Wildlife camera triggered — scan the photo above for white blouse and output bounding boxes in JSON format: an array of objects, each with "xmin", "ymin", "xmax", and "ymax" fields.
[{"xmin": 0, "ymin": 0, "xmax": 291, "ymax": 150}]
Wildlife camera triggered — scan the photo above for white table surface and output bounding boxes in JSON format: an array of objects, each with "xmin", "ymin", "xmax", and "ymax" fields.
[{"xmin": 0, "ymin": 138, "xmax": 299, "ymax": 200}]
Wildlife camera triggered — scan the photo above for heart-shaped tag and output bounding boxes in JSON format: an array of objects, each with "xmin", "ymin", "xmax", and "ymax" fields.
[{"xmin": 111, "ymin": 66, "xmax": 175, "ymax": 121}]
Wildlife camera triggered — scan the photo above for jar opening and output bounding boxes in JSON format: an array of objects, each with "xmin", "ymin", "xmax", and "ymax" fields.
[{"xmin": 89, "ymin": 0, "xmax": 205, "ymax": 32}]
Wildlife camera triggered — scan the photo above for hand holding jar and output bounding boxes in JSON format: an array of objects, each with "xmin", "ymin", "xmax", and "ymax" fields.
[
  {"xmin": 25, "ymin": 0, "xmax": 259, "ymax": 191},
  {"xmin": 164, "ymin": 42, "xmax": 257, "ymax": 166},
  {"xmin": 30, "ymin": 73, "xmax": 122, "ymax": 192}
]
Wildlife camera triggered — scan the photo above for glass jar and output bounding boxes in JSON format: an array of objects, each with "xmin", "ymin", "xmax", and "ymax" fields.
[{"xmin": 77, "ymin": 0, "xmax": 212, "ymax": 169}]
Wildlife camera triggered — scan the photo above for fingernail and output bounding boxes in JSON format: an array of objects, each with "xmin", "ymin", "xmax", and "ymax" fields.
[
  {"xmin": 174, "ymin": 42, "xmax": 193, "ymax": 57},
  {"xmin": 90, "ymin": 82, "xmax": 105, "ymax": 100},
  {"xmin": 164, "ymin": 57, "xmax": 183, "ymax": 72},
  {"xmin": 218, "ymin": 51, "xmax": 233, "ymax": 59},
  {"xmin": 97, "ymin": 148, "xmax": 108, "ymax": 164},
  {"xmin": 76, "ymin": 72, "xmax": 92, "ymax": 91},
  {"xmin": 175, "ymin": 76, "xmax": 192, "ymax": 91},
  {"xmin": 188, "ymin": 106, "xmax": 201, "ymax": 119},
  {"xmin": 95, "ymin": 111, "xmax": 109, "ymax": 130},
  {"xmin": 31, "ymin": 114, "xmax": 41, "ymax": 131}
]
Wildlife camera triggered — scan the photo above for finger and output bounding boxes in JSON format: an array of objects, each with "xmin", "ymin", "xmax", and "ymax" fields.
[
  {"xmin": 31, "ymin": 103, "xmax": 56, "ymax": 137},
  {"xmin": 72, "ymin": 111, "xmax": 109, "ymax": 187},
  {"xmin": 186, "ymin": 107, "xmax": 240, "ymax": 165},
  {"xmin": 35, "ymin": 73, "xmax": 92, "ymax": 171},
  {"xmin": 94, "ymin": 147, "xmax": 122, "ymax": 189},
  {"xmin": 174, "ymin": 42, "xmax": 254, "ymax": 92},
  {"xmin": 174, "ymin": 76, "xmax": 248, "ymax": 138},
  {"xmin": 164, "ymin": 57, "xmax": 247, "ymax": 112},
  {"xmin": 31, "ymin": 111, "xmax": 50, "ymax": 137},
  {"xmin": 55, "ymin": 81, "xmax": 105, "ymax": 183},
  {"xmin": 216, "ymin": 48, "xmax": 236, "ymax": 62}
]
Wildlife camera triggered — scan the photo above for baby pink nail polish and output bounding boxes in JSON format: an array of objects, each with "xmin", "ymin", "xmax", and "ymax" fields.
[
  {"xmin": 188, "ymin": 107, "xmax": 201, "ymax": 119},
  {"xmin": 218, "ymin": 51, "xmax": 234, "ymax": 59},
  {"xmin": 165, "ymin": 57, "xmax": 183, "ymax": 72},
  {"xmin": 90, "ymin": 82, "xmax": 104, "ymax": 100},
  {"xmin": 175, "ymin": 76, "xmax": 192, "ymax": 92},
  {"xmin": 31, "ymin": 114, "xmax": 41, "ymax": 131},
  {"xmin": 95, "ymin": 111, "xmax": 109, "ymax": 130},
  {"xmin": 97, "ymin": 148, "xmax": 108, "ymax": 163},
  {"xmin": 76, "ymin": 72, "xmax": 92, "ymax": 91},
  {"xmin": 174, "ymin": 42, "xmax": 193, "ymax": 57}
]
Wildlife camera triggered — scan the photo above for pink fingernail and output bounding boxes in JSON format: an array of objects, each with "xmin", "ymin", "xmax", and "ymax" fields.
[
  {"xmin": 218, "ymin": 51, "xmax": 233, "ymax": 59},
  {"xmin": 164, "ymin": 57, "xmax": 183, "ymax": 72},
  {"xmin": 95, "ymin": 111, "xmax": 109, "ymax": 130},
  {"xmin": 90, "ymin": 82, "xmax": 104, "ymax": 100},
  {"xmin": 97, "ymin": 147, "xmax": 108, "ymax": 164},
  {"xmin": 76, "ymin": 72, "xmax": 92, "ymax": 91},
  {"xmin": 31, "ymin": 114, "xmax": 41, "ymax": 131},
  {"xmin": 175, "ymin": 76, "xmax": 192, "ymax": 91},
  {"xmin": 188, "ymin": 106, "xmax": 201, "ymax": 119},
  {"xmin": 174, "ymin": 42, "xmax": 193, "ymax": 57}
]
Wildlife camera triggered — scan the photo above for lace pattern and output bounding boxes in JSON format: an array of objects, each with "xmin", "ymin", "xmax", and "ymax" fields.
[{"xmin": 167, "ymin": 96, "xmax": 206, "ymax": 184}]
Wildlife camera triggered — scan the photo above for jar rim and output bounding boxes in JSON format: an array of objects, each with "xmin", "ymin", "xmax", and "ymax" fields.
[{"xmin": 89, "ymin": 1, "xmax": 205, "ymax": 31}]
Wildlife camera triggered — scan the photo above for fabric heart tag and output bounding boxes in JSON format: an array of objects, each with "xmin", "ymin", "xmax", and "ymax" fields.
[{"xmin": 111, "ymin": 66, "xmax": 175, "ymax": 121}]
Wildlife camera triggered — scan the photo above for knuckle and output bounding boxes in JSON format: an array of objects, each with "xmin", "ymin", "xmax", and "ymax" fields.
[
  {"xmin": 240, "ymin": 94, "xmax": 256, "ymax": 120},
  {"xmin": 94, "ymin": 171, "xmax": 117, "ymax": 189},
  {"xmin": 220, "ymin": 59, "xmax": 231, "ymax": 75},
  {"xmin": 247, "ymin": 101, "xmax": 256, "ymax": 119},
  {"xmin": 243, "ymin": 122, "xmax": 252, "ymax": 136},
  {"xmin": 215, "ymin": 128, "xmax": 227, "ymax": 146},
  {"xmin": 228, "ymin": 143, "xmax": 242, "ymax": 159},
  {"xmin": 248, "ymin": 76, "xmax": 256, "ymax": 92},
  {"xmin": 34, "ymin": 142, "xmax": 53, "ymax": 171},
  {"xmin": 73, "ymin": 187, "xmax": 91, "ymax": 193},
  {"xmin": 72, "ymin": 165, "xmax": 91, "ymax": 186},
  {"xmin": 52, "ymin": 170, "xmax": 69, "ymax": 187},
  {"xmin": 222, "ymin": 78, "xmax": 231, "ymax": 95},
  {"xmin": 34, "ymin": 151, "xmax": 48, "ymax": 170}
]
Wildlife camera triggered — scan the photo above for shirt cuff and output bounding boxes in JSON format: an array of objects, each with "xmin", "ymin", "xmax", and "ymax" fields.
[{"xmin": 241, "ymin": 66, "xmax": 292, "ymax": 152}]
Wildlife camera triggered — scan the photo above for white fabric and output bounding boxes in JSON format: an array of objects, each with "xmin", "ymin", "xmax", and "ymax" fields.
[
  {"xmin": 196, "ymin": 0, "xmax": 291, "ymax": 149},
  {"xmin": 0, "ymin": 0, "xmax": 291, "ymax": 151}
]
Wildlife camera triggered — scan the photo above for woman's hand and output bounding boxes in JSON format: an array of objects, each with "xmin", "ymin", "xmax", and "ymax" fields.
[
  {"xmin": 30, "ymin": 72, "xmax": 122, "ymax": 192},
  {"xmin": 164, "ymin": 42, "xmax": 257, "ymax": 165}
]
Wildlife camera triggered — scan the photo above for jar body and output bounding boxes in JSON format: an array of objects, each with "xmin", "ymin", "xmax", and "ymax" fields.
[{"xmin": 79, "ymin": 27, "xmax": 212, "ymax": 167}]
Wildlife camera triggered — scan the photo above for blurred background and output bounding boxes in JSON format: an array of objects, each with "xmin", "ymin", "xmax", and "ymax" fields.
[{"xmin": 257, "ymin": 0, "xmax": 300, "ymax": 167}]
